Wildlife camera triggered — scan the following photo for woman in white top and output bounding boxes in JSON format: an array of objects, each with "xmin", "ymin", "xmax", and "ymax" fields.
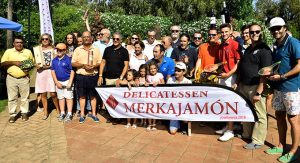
[
  {"xmin": 126, "ymin": 34, "xmax": 141, "ymax": 55},
  {"xmin": 33, "ymin": 33, "xmax": 59, "ymax": 120},
  {"xmin": 129, "ymin": 41, "xmax": 148, "ymax": 71}
]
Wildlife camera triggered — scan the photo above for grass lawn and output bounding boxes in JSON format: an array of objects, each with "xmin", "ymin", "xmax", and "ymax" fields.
[{"xmin": 0, "ymin": 99, "xmax": 7, "ymax": 113}]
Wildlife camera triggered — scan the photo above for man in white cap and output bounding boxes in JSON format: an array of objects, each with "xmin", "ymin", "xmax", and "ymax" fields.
[
  {"xmin": 265, "ymin": 17, "xmax": 300, "ymax": 163},
  {"xmin": 167, "ymin": 62, "xmax": 192, "ymax": 135}
]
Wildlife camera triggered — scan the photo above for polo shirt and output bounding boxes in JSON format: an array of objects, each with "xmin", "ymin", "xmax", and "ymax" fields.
[
  {"xmin": 72, "ymin": 45, "xmax": 102, "ymax": 75},
  {"xmin": 51, "ymin": 55, "xmax": 72, "ymax": 81},
  {"xmin": 239, "ymin": 42, "xmax": 272, "ymax": 85},
  {"xmin": 1, "ymin": 48, "xmax": 34, "ymax": 78},
  {"xmin": 103, "ymin": 45, "xmax": 129, "ymax": 79},
  {"xmin": 164, "ymin": 47, "xmax": 173, "ymax": 58},
  {"xmin": 171, "ymin": 46, "xmax": 198, "ymax": 70},
  {"xmin": 272, "ymin": 35, "xmax": 300, "ymax": 92},
  {"xmin": 218, "ymin": 38, "xmax": 241, "ymax": 73},
  {"xmin": 93, "ymin": 41, "xmax": 107, "ymax": 56},
  {"xmin": 149, "ymin": 57, "xmax": 175, "ymax": 81},
  {"xmin": 142, "ymin": 40, "xmax": 160, "ymax": 60}
]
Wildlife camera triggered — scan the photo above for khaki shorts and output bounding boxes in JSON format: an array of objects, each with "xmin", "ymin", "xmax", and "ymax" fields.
[
  {"xmin": 272, "ymin": 89, "xmax": 300, "ymax": 115},
  {"xmin": 56, "ymin": 80, "xmax": 74, "ymax": 100}
]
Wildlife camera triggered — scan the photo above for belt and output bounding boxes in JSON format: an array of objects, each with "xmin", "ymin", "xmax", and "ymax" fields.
[{"xmin": 8, "ymin": 74, "xmax": 28, "ymax": 79}]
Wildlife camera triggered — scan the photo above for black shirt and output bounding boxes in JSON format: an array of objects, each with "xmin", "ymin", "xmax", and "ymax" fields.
[
  {"xmin": 171, "ymin": 46, "xmax": 198, "ymax": 70},
  {"xmin": 239, "ymin": 42, "xmax": 272, "ymax": 85},
  {"xmin": 103, "ymin": 45, "xmax": 129, "ymax": 79}
]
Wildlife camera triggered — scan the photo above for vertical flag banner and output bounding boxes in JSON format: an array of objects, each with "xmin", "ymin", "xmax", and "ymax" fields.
[{"xmin": 38, "ymin": 0, "xmax": 54, "ymax": 41}]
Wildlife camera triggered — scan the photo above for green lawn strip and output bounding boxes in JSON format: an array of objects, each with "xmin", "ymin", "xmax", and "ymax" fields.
[{"xmin": 0, "ymin": 99, "xmax": 8, "ymax": 113}]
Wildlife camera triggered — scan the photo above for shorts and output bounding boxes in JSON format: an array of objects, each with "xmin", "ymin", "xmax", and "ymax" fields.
[
  {"xmin": 218, "ymin": 74, "xmax": 237, "ymax": 87},
  {"xmin": 75, "ymin": 74, "xmax": 98, "ymax": 98},
  {"xmin": 272, "ymin": 90, "xmax": 300, "ymax": 115},
  {"xmin": 169, "ymin": 120, "xmax": 180, "ymax": 131},
  {"xmin": 56, "ymin": 80, "xmax": 73, "ymax": 100}
]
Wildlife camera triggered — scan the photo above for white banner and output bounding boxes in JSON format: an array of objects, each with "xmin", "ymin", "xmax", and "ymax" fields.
[
  {"xmin": 96, "ymin": 85, "xmax": 257, "ymax": 122},
  {"xmin": 38, "ymin": 0, "xmax": 54, "ymax": 41}
]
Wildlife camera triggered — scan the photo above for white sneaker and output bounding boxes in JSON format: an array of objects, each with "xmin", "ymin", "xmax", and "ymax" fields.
[
  {"xmin": 215, "ymin": 126, "xmax": 228, "ymax": 135},
  {"xmin": 218, "ymin": 130, "xmax": 234, "ymax": 142},
  {"xmin": 125, "ymin": 123, "xmax": 131, "ymax": 128},
  {"xmin": 37, "ymin": 107, "xmax": 44, "ymax": 112}
]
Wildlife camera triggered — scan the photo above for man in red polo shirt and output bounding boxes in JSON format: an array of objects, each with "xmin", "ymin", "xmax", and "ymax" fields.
[{"xmin": 216, "ymin": 23, "xmax": 241, "ymax": 142}]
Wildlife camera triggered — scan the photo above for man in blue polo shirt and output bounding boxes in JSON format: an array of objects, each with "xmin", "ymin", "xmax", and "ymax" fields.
[
  {"xmin": 150, "ymin": 44, "xmax": 175, "ymax": 82},
  {"xmin": 265, "ymin": 17, "xmax": 300, "ymax": 163},
  {"xmin": 51, "ymin": 43, "xmax": 75, "ymax": 122}
]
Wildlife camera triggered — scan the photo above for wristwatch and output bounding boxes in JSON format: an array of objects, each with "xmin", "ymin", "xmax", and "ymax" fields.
[
  {"xmin": 255, "ymin": 92, "xmax": 261, "ymax": 96},
  {"xmin": 280, "ymin": 74, "xmax": 287, "ymax": 80}
]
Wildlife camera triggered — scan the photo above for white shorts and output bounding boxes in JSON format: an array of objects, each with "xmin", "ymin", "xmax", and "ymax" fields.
[
  {"xmin": 218, "ymin": 74, "xmax": 237, "ymax": 87},
  {"xmin": 272, "ymin": 89, "xmax": 300, "ymax": 115},
  {"xmin": 56, "ymin": 80, "xmax": 74, "ymax": 100}
]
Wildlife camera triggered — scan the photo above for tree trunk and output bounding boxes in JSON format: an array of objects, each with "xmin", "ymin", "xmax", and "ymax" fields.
[{"xmin": 6, "ymin": 0, "xmax": 13, "ymax": 48}]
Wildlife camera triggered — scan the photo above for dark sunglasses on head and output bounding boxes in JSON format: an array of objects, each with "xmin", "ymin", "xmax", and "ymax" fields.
[
  {"xmin": 42, "ymin": 38, "xmax": 49, "ymax": 41},
  {"xmin": 131, "ymin": 37, "xmax": 139, "ymax": 40},
  {"xmin": 194, "ymin": 37, "xmax": 202, "ymax": 40},
  {"xmin": 97, "ymin": 33, "xmax": 104, "ymax": 36},
  {"xmin": 270, "ymin": 26, "xmax": 282, "ymax": 32},
  {"xmin": 172, "ymin": 30, "xmax": 179, "ymax": 33},
  {"xmin": 249, "ymin": 30, "xmax": 261, "ymax": 35},
  {"xmin": 113, "ymin": 38, "xmax": 120, "ymax": 41},
  {"xmin": 208, "ymin": 34, "xmax": 217, "ymax": 37}
]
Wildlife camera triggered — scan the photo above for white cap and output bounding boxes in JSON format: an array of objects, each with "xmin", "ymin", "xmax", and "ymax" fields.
[
  {"xmin": 269, "ymin": 17, "xmax": 286, "ymax": 28},
  {"xmin": 175, "ymin": 62, "xmax": 187, "ymax": 70}
]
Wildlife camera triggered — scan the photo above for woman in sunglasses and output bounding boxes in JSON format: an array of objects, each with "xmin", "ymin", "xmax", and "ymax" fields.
[
  {"xmin": 126, "ymin": 34, "xmax": 141, "ymax": 55},
  {"xmin": 33, "ymin": 33, "xmax": 60, "ymax": 120}
]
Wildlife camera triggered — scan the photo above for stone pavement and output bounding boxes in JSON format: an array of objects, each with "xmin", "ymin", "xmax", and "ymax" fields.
[{"xmin": 0, "ymin": 100, "xmax": 300, "ymax": 163}]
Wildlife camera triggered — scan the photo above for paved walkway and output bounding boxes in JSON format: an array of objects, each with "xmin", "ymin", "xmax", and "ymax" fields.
[
  {"xmin": 0, "ymin": 101, "xmax": 299, "ymax": 162},
  {"xmin": 0, "ymin": 74, "xmax": 299, "ymax": 163}
]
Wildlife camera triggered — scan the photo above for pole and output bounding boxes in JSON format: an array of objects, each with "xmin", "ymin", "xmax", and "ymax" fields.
[{"xmin": 27, "ymin": 0, "xmax": 31, "ymax": 49}]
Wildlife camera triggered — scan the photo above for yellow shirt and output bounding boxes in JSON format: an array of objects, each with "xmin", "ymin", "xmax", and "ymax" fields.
[
  {"xmin": 1, "ymin": 48, "xmax": 34, "ymax": 78},
  {"xmin": 72, "ymin": 45, "xmax": 102, "ymax": 75}
]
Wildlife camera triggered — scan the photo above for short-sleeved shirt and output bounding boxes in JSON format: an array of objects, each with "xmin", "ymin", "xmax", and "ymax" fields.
[
  {"xmin": 72, "ymin": 45, "xmax": 102, "ymax": 75},
  {"xmin": 171, "ymin": 47, "xmax": 198, "ymax": 70},
  {"xmin": 239, "ymin": 42, "xmax": 272, "ymax": 85},
  {"xmin": 103, "ymin": 45, "xmax": 129, "ymax": 79},
  {"xmin": 1, "ymin": 48, "xmax": 34, "ymax": 78},
  {"xmin": 129, "ymin": 53, "xmax": 147, "ymax": 71},
  {"xmin": 272, "ymin": 35, "xmax": 300, "ymax": 92},
  {"xmin": 148, "ymin": 57, "xmax": 175, "ymax": 81},
  {"xmin": 147, "ymin": 73, "xmax": 164, "ymax": 84},
  {"xmin": 51, "ymin": 55, "xmax": 72, "ymax": 81},
  {"xmin": 218, "ymin": 38, "xmax": 241, "ymax": 73},
  {"xmin": 198, "ymin": 42, "xmax": 220, "ymax": 71},
  {"xmin": 167, "ymin": 76, "xmax": 192, "ymax": 84},
  {"xmin": 142, "ymin": 40, "xmax": 160, "ymax": 60}
]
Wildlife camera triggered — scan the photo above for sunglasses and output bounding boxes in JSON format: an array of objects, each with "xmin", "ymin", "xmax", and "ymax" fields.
[
  {"xmin": 56, "ymin": 49, "xmax": 66, "ymax": 52},
  {"xmin": 42, "ymin": 38, "xmax": 49, "ymax": 41},
  {"xmin": 270, "ymin": 26, "xmax": 282, "ymax": 32},
  {"xmin": 172, "ymin": 30, "xmax": 179, "ymax": 33},
  {"xmin": 208, "ymin": 34, "xmax": 217, "ymax": 37},
  {"xmin": 113, "ymin": 38, "xmax": 120, "ymax": 41},
  {"xmin": 131, "ymin": 37, "xmax": 139, "ymax": 40},
  {"xmin": 249, "ymin": 30, "xmax": 261, "ymax": 35},
  {"xmin": 97, "ymin": 33, "xmax": 104, "ymax": 36},
  {"xmin": 194, "ymin": 37, "xmax": 202, "ymax": 40}
]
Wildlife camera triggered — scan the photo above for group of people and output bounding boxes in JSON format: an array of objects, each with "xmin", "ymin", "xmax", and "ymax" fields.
[{"xmin": 1, "ymin": 16, "xmax": 299, "ymax": 163}]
